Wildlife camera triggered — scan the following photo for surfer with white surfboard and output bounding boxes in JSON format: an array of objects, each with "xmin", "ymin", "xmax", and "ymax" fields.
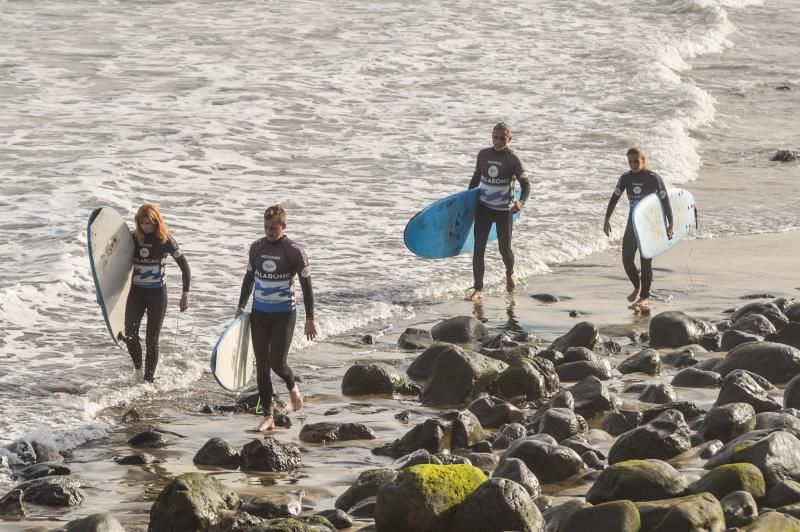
[
  {"xmin": 236, "ymin": 204, "xmax": 317, "ymax": 433},
  {"xmin": 123, "ymin": 203, "xmax": 191, "ymax": 382},
  {"xmin": 467, "ymin": 122, "xmax": 530, "ymax": 302},
  {"xmin": 603, "ymin": 146, "xmax": 674, "ymax": 312}
]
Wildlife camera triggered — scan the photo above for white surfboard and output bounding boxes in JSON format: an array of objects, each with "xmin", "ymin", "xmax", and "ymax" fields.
[
  {"xmin": 632, "ymin": 188, "xmax": 697, "ymax": 259},
  {"xmin": 210, "ymin": 312, "xmax": 256, "ymax": 391},
  {"xmin": 87, "ymin": 207, "xmax": 134, "ymax": 347}
]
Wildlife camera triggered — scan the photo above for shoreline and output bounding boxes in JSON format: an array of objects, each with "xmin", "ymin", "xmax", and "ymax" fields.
[{"xmin": 3, "ymin": 229, "xmax": 799, "ymax": 531}]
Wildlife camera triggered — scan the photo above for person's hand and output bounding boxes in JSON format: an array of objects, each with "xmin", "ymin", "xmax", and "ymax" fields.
[
  {"xmin": 603, "ymin": 218, "xmax": 612, "ymax": 237},
  {"xmin": 667, "ymin": 223, "xmax": 674, "ymax": 240},
  {"xmin": 179, "ymin": 292, "xmax": 189, "ymax": 312},
  {"xmin": 510, "ymin": 200, "xmax": 524, "ymax": 214},
  {"xmin": 305, "ymin": 318, "xmax": 317, "ymax": 341},
  {"xmin": 235, "ymin": 306, "xmax": 244, "ymax": 317}
]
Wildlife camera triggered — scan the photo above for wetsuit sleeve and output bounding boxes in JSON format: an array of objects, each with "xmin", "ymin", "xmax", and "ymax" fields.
[
  {"xmin": 515, "ymin": 156, "xmax": 531, "ymax": 204},
  {"xmin": 168, "ymin": 236, "xmax": 191, "ymax": 292},
  {"xmin": 468, "ymin": 154, "xmax": 481, "ymax": 189},
  {"xmin": 604, "ymin": 174, "xmax": 627, "ymax": 219},
  {"xmin": 654, "ymin": 173, "xmax": 674, "ymax": 226},
  {"xmin": 238, "ymin": 243, "xmax": 256, "ymax": 309},
  {"xmin": 291, "ymin": 244, "xmax": 315, "ymax": 319}
]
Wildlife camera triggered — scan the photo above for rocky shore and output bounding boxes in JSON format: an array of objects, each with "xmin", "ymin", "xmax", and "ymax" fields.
[{"xmin": 2, "ymin": 231, "xmax": 800, "ymax": 531}]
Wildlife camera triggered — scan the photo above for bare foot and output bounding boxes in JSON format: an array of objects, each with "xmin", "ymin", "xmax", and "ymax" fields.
[
  {"xmin": 468, "ymin": 289, "xmax": 484, "ymax": 301},
  {"xmin": 289, "ymin": 385, "xmax": 304, "ymax": 411},
  {"xmin": 506, "ymin": 275, "xmax": 517, "ymax": 292},
  {"xmin": 636, "ymin": 298, "xmax": 651, "ymax": 310},
  {"xmin": 251, "ymin": 416, "xmax": 275, "ymax": 432},
  {"xmin": 627, "ymin": 288, "xmax": 640, "ymax": 302}
]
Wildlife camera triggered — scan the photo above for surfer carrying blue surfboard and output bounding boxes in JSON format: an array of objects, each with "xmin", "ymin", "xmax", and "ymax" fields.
[
  {"xmin": 603, "ymin": 146, "xmax": 674, "ymax": 311},
  {"xmin": 236, "ymin": 204, "xmax": 317, "ymax": 433},
  {"xmin": 123, "ymin": 203, "xmax": 191, "ymax": 383},
  {"xmin": 467, "ymin": 122, "xmax": 530, "ymax": 301}
]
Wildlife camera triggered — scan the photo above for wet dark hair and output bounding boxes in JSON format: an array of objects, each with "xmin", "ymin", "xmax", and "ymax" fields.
[{"xmin": 264, "ymin": 204, "xmax": 287, "ymax": 225}]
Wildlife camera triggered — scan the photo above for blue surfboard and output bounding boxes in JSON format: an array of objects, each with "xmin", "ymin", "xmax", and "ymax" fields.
[{"xmin": 404, "ymin": 188, "xmax": 521, "ymax": 259}]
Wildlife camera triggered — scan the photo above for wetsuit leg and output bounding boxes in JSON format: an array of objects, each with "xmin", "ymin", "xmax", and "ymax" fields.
[
  {"xmin": 142, "ymin": 287, "xmax": 168, "ymax": 382},
  {"xmin": 472, "ymin": 203, "xmax": 494, "ymax": 291},
  {"xmin": 267, "ymin": 311, "xmax": 297, "ymax": 392},
  {"xmin": 496, "ymin": 209, "xmax": 514, "ymax": 277},
  {"xmin": 251, "ymin": 310, "xmax": 276, "ymax": 416},
  {"xmin": 621, "ymin": 220, "xmax": 640, "ymax": 291},
  {"xmin": 123, "ymin": 287, "xmax": 147, "ymax": 370},
  {"xmin": 639, "ymin": 256, "xmax": 654, "ymax": 299}
]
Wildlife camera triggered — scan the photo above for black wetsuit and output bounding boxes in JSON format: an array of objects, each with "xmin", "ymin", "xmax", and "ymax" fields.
[
  {"xmin": 468, "ymin": 146, "xmax": 530, "ymax": 291},
  {"xmin": 605, "ymin": 170, "xmax": 673, "ymax": 299},
  {"xmin": 239, "ymin": 236, "xmax": 314, "ymax": 417},
  {"xmin": 124, "ymin": 232, "xmax": 190, "ymax": 382}
]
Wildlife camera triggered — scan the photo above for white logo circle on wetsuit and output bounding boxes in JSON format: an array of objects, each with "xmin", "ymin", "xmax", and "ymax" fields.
[
  {"xmin": 633, "ymin": 185, "xmax": 642, "ymax": 195},
  {"xmin": 139, "ymin": 248, "xmax": 150, "ymax": 258},
  {"xmin": 263, "ymin": 260, "xmax": 277, "ymax": 273},
  {"xmin": 488, "ymin": 165, "xmax": 499, "ymax": 178}
]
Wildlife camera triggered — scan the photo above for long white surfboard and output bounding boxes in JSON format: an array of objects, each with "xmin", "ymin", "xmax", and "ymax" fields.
[
  {"xmin": 632, "ymin": 188, "xmax": 696, "ymax": 259},
  {"xmin": 211, "ymin": 312, "xmax": 256, "ymax": 391},
  {"xmin": 87, "ymin": 207, "xmax": 134, "ymax": 347}
]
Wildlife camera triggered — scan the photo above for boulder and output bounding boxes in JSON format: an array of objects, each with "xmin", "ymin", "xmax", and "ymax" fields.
[
  {"xmin": 786, "ymin": 374, "xmax": 800, "ymax": 409},
  {"xmin": 732, "ymin": 314, "xmax": 777, "ymax": 337},
  {"xmin": 63, "ymin": 513, "xmax": 126, "ymax": 532},
  {"xmin": 755, "ymin": 411, "xmax": 800, "ymax": 438},
  {"xmin": 299, "ymin": 422, "xmax": 376, "ymax": 443},
  {"xmin": 662, "ymin": 346, "xmax": 701, "ymax": 368},
  {"xmin": 556, "ymin": 359, "xmax": 613, "ymax": 381},
  {"xmin": 616, "ymin": 349, "xmax": 662, "ymax": 376},
  {"xmin": 408, "ymin": 343, "xmax": 465, "ymax": 379},
  {"xmin": 18, "ymin": 462, "xmax": 70, "ymax": 480},
  {"xmin": 602, "ymin": 410, "xmax": 643, "ymax": 436},
  {"xmin": 499, "ymin": 437, "xmax": 585, "ymax": 482},
  {"xmin": 548, "ymin": 322, "xmax": 598, "ymax": 353},
  {"xmin": 641, "ymin": 402, "xmax": 704, "ymax": 424},
  {"xmin": 562, "ymin": 346, "xmax": 598, "ymax": 363},
  {"xmin": 762, "ymin": 479, "xmax": 800, "ymax": 509},
  {"xmin": 702, "ymin": 403, "xmax": 757, "ymax": 443},
  {"xmin": 128, "ymin": 430, "xmax": 169, "ymax": 448},
  {"xmin": 719, "ymin": 490, "xmax": 757, "ymax": 528},
  {"xmin": 714, "ymin": 342, "xmax": 800, "ymax": 384},
  {"xmin": 538, "ymin": 408, "xmax": 586, "ymax": 442},
  {"xmin": 421, "ymin": 348, "xmax": 507, "ymax": 406},
  {"xmin": 714, "ymin": 371, "xmax": 781, "ymax": 413},
  {"xmin": 671, "ymin": 367, "xmax": 721, "ymax": 388},
  {"xmin": 649, "ymin": 311, "xmax": 716, "ymax": 348},
  {"xmin": 771, "ymin": 322, "xmax": 800, "ymax": 350},
  {"xmin": 398, "ymin": 328, "xmax": 433, "ymax": 350},
  {"xmin": 687, "ymin": 463, "xmax": 766, "ymax": 499},
  {"xmin": 558, "ymin": 500, "xmax": 640, "ymax": 532},
  {"xmin": 491, "ymin": 422, "xmax": 527, "ymax": 450},
  {"xmin": 12, "ymin": 475, "xmax": 84, "ymax": 507},
  {"xmin": 440, "ymin": 410, "xmax": 485, "ymax": 450},
  {"xmin": 148, "ymin": 472, "xmax": 240, "ymax": 532},
  {"xmin": 721, "ymin": 329, "xmax": 761, "ymax": 351},
  {"xmin": 491, "ymin": 457, "xmax": 541, "ymax": 498},
  {"xmin": 450, "ymin": 478, "xmax": 545, "ymax": 532},
  {"xmin": 638, "ymin": 383, "xmax": 678, "ymax": 404},
  {"xmin": 193, "ymin": 438, "xmax": 241, "ymax": 470},
  {"xmin": 741, "ymin": 512, "xmax": 800, "ymax": 530},
  {"xmin": 240, "ymin": 437, "xmax": 301, "ymax": 472},
  {"xmin": 635, "ymin": 492, "xmax": 725, "ymax": 532},
  {"xmin": 374, "ymin": 464, "xmax": 485, "ymax": 532},
  {"xmin": 705, "ymin": 430, "xmax": 800, "ymax": 487},
  {"xmin": 542, "ymin": 499, "xmax": 587, "ymax": 532},
  {"xmin": 342, "ymin": 362, "xmax": 409, "ymax": 395},
  {"xmin": 373, "ymin": 419, "xmax": 450, "ymax": 459},
  {"xmin": 495, "ymin": 358, "xmax": 559, "ymax": 402},
  {"xmin": 430, "ymin": 316, "xmax": 488, "ymax": 343},
  {"xmin": 335, "ymin": 468, "xmax": 397, "ymax": 512},
  {"xmin": 608, "ymin": 410, "xmax": 692, "ymax": 464},
  {"xmin": 467, "ymin": 395, "xmax": 524, "ymax": 428},
  {"xmin": 568, "ymin": 376, "xmax": 617, "ymax": 419},
  {"xmin": 242, "ymin": 490, "xmax": 303, "ymax": 518},
  {"xmin": 316, "ymin": 508, "xmax": 352, "ymax": 530},
  {"xmin": 586, "ymin": 459, "xmax": 688, "ymax": 504}
]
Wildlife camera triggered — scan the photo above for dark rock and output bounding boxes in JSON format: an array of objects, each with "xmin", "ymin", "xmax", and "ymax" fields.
[
  {"xmin": 649, "ymin": 311, "xmax": 717, "ymax": 348},
  {"xmin": 662, "ymin": 346, "xmax": 701, "ymax": 368},
  {"xmin": 362, "ymin": 334, "xmax": 376, "ymax": 345},
  {"xmin": 240, "ymin": 437, "xmax": 301, "ymax": 472},
  {"xmin": 532, "ymin": 293, "xmax": 561, "ymax": 303},
  {"xmin": 699, "ymin": 331, "xmax": 722, "ymax": 352},
  {"xmin": 721, "ymin": 329, "xmax": 761, "ymax": 351},
  {"xmin": 715, "ymin": 371, "xmax": 781, "ymax": 413},
  {"xmin": 527, "ymin": 390, "xmax": 575, "ymax": 432},
  {"xmin": 128, "ymin": 430, "xmax": 169, "ymax": 448},
  {"xmin": 787, "ymin": 374, "xmax": 800, "ymax": 409},
  {"xmin": 548, "ymin": 321, "xmax": 599, "ymax": 353},
  {"xmin": 440, "ymin": 409, "xmax": 485, "ymax": 450},
  {"xmin": 492, "ymin": 457, "xmax": 541, "ymax": 498},
  {"xmin": 491, "ymin": 422, "xmax": 527, "ymax": 450},
  {"xmin": 787, "ymin": 302, "xmax": 800, "ymax": 322},
  {"xmin": 349, "ymin": 496, "xmax": 377, "ymax": 518},
  {"xmin": 586, "ymin": 459, "xmax": 688, "ymax": 503},
  {"xmin": 63, "ymin": 513, "xmax": 126, "ymax": 532},
  {"xmin": 459, "ymin": 451, "xmax": 498, "ymax": 470},
  {"xmin": 316, "ymin": 508, "xmax": 353, "ymax": 530},
  {"xmin": 688, "ymin": 463, "xmax": 766, "ymax": 500},
  {"xmin": 372, "ymin": 419, "xmax": 450, "ymax": 459},
  {"xmin": 242, "ymin": 490, "xmax": 303, "ymax": 518},
  {"xmin": 193, "ymin": 438, "xmax": 241, "ymax": 470},
  {"xmin": 562, "ymin": 347, "xmax": 597, "ymax": 363},
  {"xmin": 699, "ymin": 439, "xmax": 724, "ymax": 459},
  {"xmin": 407, "ymin": 342, "xmax": 461, "ymax": 379},
  {"xmin": 299, "ymin": 422, "xmax": 376, "ymax": 443},
  {"xmin": 479, "ymin": 344, "xmax": 535, "ymax": 364},
  {"xmin": 694, "ymin": 356, "xmax": 725, "ymax": 371},
  {"xmin": 0, "ymin": 489, "xmax": 26, "ymax": 518},
  {"xmin": 18, "ymin": 462, "xmax": 70, "ymax": 480},
  {"xmin": 148, "ymin": 472, "xmax": 240, "ymax": 532},
  {"xmin": 471, "ymin": 440, "xmax": 493, "ymax": 453},
  {"xmin": 639, "ymin": 383, "xmax": 678, "ymax": 404},
  {"xmin": 640, "ymin": 402, "xmax": 704, "ymax": 423},
  {"xmin": 671, "ymin": 366, "xmax": 721, "ymax": 388},
  {"xmin": 617, "ymin": 348, "xmax": 663, "ymax": 376},
  {"xmin": 335, "ymin": 468, "xmax": 397, "ymax": 512},
  {"xmin": 29, "ymin": 441, "xmax": 63, "ymax": 464},
  {"xmin": 755, "ymin": 412, "xmax": 800, "ymax": 438},
  {"xmin": 450, "ymin": 478, "xmax": 545, "ymax": 532},
  {"xmin": 342, "ymin": 362, "xmax": 408, "ymax": 396},
  {"xmin": 14, "ymin": 475, "xmax": 84, "ymax": 507},
  {"xmin": 635, "ymin": 492, "xmax": 724, "ymax": 531},
  {"xmin": 115, "ymin": 453, "xmax": 161, "ymax": 465},
  {"xmin": 581, "ymin": 450, "xmax": 606, "ymax": 470},
  {"xmin": 608, "ymin": 410, "xmax": 692, "ymax": 464},
  {"xmin": 536, "ymin": 349, "xmax": 564, "ymax": 364},
  {"xmin": 705, "ymin": 430, "xmax": 800, "ymax": 487},
  {"xmin": 720, "ymin": 490, "xmax": 758, "ymax": 528},
  {"xmin": 495, "ymin": 358, "xmax": 559, "ymax": 401},
  {"xmin": 741, "ymin": 512, "xmax": 800, "ymax": 530},
  {"xmin": 397, "ymin": 327, "xmax": 433, "ymax": 350},
  {"xmin": 499, "ymin": 437, "xmax": 585, "ymax": 482},
  {"xmin": 542, "ymin": 499, "xmax": 587, "ymax": 532},
  {"xmin": 602, "ymin": 410, "xmax": 644, "ymax": 436},
  {"xmin": 559, "ymin": 500, "xmax": 641, "ymax": 532},
  {"xmin": 568, "ymin": 376, "xmax": 617, "ymax": 419},
  {"xmin": 732, "ymin": 314, "xmax": 777, "ymax": 337},
  {"xmin": 467, "ymin": 395, "xmax": 524, "ymax": 428},
  {"xmin": 771, "ymin": 150, "xmax": 800, "ymax": 162},
  {"xmin": 569, "ymin": 310, "xmax": 581, "ymax": 318},
  {"xmin": 538, "ymin": 408, "xmax": 586, "ymax": 442},
  {"xmin": 421, "ymin": 348, "xmax": 507, "ymax": 407},
  {"xmin": 6, "ymin": 440, "xmax": 36, "ymax": 466},
  {"xmin": 556, "ymin": 359, "xmax": 613, "ymax": 381},
  {"xmin": 430, "ymin": 316, "xmax": 488, "ymax": 343},
  {"xmin": 702, "ymin": 403, "xmax": 757, "ymax": 443},
  {"xmin": 762, "ymin": 479, "xmax": 800, "ymax": 508},
  {"xmin": 715, "ymin": 342, "xmax": 800, "ymax": 384},
  {"xmin": 770, "ymin": 322, "xmax": 800, "ymax": 350}
]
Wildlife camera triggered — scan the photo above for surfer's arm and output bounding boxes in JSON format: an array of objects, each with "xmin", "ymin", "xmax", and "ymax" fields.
[
  {"xmin": 292, "ymin": 246, "xmax": 316, "ymax": 340},
  {"xmin": 468, "ymin": 157, "xmax": 481, "ymax": 189},
  {"xmin": 654, "ymin": 175, "xmax": 674, "ymax": 238},
  {"xmin": 174, "ymin": 253, "xmax": 191, "ymax": 311},
  {"xmin": 237, "ymin": 245, "xmax": 256, "ymax": 313},
  {"xmin": 604, "ymin": 177, "xmax": 626, "ymax": 236}
]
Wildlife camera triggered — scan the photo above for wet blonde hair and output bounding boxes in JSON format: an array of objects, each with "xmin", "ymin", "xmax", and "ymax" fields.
[
  {"xmin": 626, "ymin": 145, "xmax": 651, "ymax": 171},
  {"xmin": 264, "ymin": 204, "xmax": 287, "ymax": 225},
  {"xmin": 134, "ymin": 203, "xmax": 169, "ymax": 244}
]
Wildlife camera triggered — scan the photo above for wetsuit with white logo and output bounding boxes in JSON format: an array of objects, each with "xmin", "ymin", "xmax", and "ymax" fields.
[
  {"xmin": 124, "ymin": 232, "xmax": 190, "ymax": 382},
  {"xmin": 468, "ymin": 146, "xmax": 531, "ymax": 290},
  {"xmin": 605, "ymin": 170, "xmax": 673, "ymax": 299},
  {"xmin": 238, "ymin": 236, "xmax": 314, "ymax": 417}
]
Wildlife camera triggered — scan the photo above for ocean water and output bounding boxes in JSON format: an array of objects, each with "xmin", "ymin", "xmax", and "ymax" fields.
[{"xmin": 0, "ymin": 0, "xmax": 798, "ymax": 472}]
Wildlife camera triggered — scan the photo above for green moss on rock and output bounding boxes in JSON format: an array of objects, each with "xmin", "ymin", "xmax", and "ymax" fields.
[{"xmin": 689, "ymin": 463, "xmax": 765, "ymax": 499}]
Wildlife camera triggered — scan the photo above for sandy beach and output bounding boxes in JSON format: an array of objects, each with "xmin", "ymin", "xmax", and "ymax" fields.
[{"xmin": 3, "ymin": 227, "xmax": 799, "ymax": 531}]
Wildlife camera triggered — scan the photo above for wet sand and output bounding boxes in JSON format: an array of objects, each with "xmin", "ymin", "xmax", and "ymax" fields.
[{"xmin": 5, "ymin": 228, "xmax": 799, "ymax": 531}]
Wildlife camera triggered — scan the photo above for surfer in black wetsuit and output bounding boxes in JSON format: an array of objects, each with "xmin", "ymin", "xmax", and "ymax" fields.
[
  {"xmin": 123, "ymin": 203, "xmax": 190, "ymax": 382},
  {"xmin": 603, "ymin": 146, "xmax": 674, "ymax": 312},
  {"xmin": 467, "ymin": 122, "xmax": 531, "ymax": 301},
  {"xmin": 237, "ymin": 204, "xmax": 317, "ymax": 433}
]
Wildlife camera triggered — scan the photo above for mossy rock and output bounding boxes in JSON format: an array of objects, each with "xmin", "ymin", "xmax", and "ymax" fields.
[
  {"xmin": 688, "ymin": 463, "xmax": 765, "ymax": 499},
  {"xmin": 586, "ymin": 459, "xmax": 688, "ymax": 503},
  {"xmin": 375, "ymin": 464, "xmax": 486, "ymax": 532},
  {"xmin": 741, "ymin": 511, "xmax": 800, "ymax": 531},
  {"xmin": 636, "ymin": 492, "xmax": 724, "ymax": 531},
  {"xmin": 559, "ymin": 500, "xmax": 641, "ymax": 532}
]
